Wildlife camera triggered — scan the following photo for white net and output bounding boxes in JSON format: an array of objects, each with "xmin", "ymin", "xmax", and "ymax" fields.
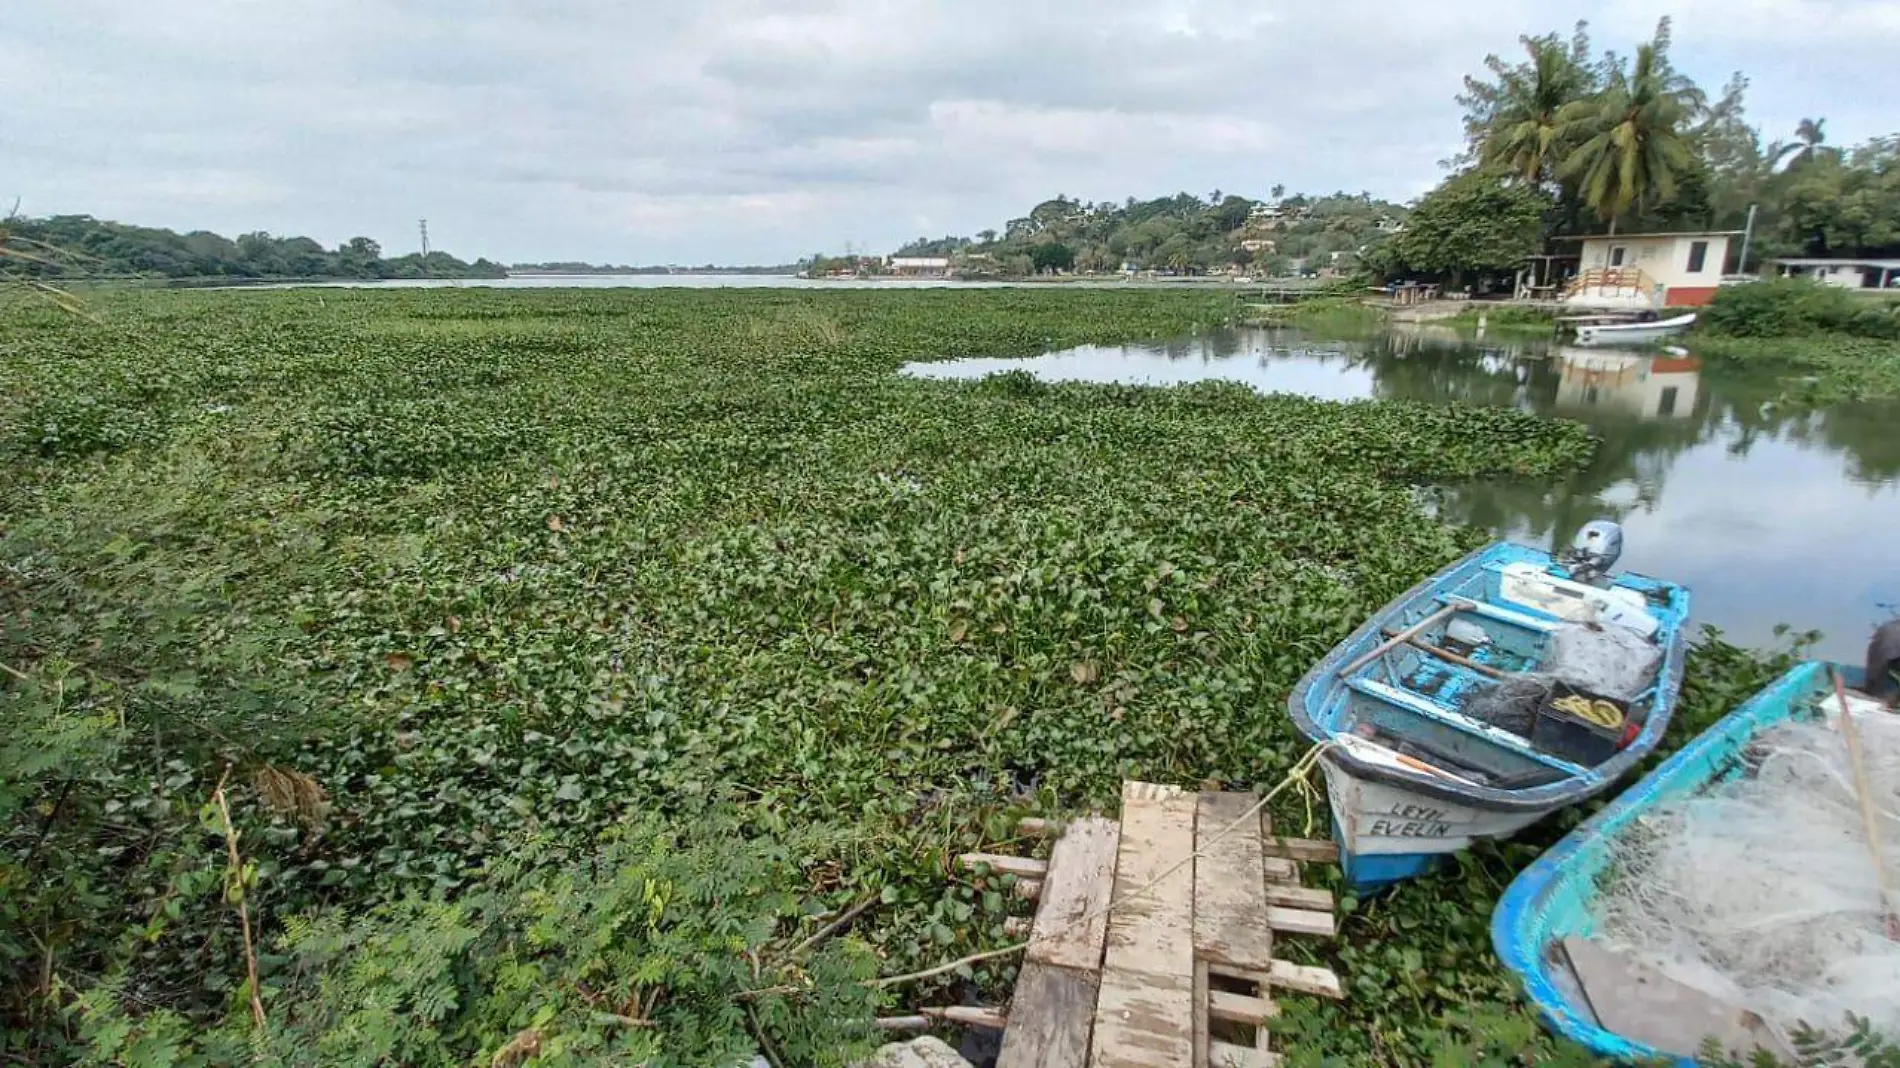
[{"xmin": 1594, "ymin": 709, "xmax": 1900, "ymax": 1038}]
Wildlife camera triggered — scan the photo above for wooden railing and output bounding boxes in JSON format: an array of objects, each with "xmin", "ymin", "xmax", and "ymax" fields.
[{"xmin": 1563, "ymin": 267, "xmax": 1657, "ymax": 299}]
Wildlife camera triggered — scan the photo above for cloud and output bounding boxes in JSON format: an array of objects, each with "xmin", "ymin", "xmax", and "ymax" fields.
[{"xmin": 1, "ymin": 0, "xmax": 1894, "ymax": 263}]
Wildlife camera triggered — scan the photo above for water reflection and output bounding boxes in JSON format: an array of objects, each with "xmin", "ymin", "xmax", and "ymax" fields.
[{"xmin": 903, "ymin": 327, "xmax": 1900, "ymax": 661}]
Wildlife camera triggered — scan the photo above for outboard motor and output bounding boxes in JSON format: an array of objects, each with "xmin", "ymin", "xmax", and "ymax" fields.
[{"xmin": 1563, "ymin": 519, "xmax": 1625, "ymax": 586}]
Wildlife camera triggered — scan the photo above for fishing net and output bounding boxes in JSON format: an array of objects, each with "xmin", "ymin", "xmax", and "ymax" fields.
[{"xmin": 1593, "ymin": 710, "xmax": 1900, "ymax": 1038}]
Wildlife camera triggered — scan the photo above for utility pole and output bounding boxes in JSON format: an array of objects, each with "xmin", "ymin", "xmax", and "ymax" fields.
[
  {"xmin": 1738, "ymin": 203, "xmax": 1758, "ymax": 275},
  {"xmin": 419, "ymin": 218, "xmax": 430, "ymax": 258}
]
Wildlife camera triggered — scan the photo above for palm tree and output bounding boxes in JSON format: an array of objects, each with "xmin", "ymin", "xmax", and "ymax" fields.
[
  {"xmin": 1557, "ymin": 22, "xmax": 1700, "ymax": 226},
  {"xmin": 1770, "ymin": 117, "xmax": 1829, "ymax": 171},
  {"xmin": 1480, "ymin": 34, "xmax": 1594, "ymax": 184}
]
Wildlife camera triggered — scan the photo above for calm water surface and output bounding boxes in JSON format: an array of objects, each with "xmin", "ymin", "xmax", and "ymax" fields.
[{"xmin": 905, "ymin": 327, "xmax": 1900, "ymax": 663}]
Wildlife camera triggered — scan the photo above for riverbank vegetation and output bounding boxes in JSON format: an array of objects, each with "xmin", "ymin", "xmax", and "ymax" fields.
[
  {"xmin": 1692, "ymin": 279, "xmax": 1900, "ymax": 400},
  {"xmin": 0, "ymin": 286, "xmax": 1631, "ymax": 1063}
]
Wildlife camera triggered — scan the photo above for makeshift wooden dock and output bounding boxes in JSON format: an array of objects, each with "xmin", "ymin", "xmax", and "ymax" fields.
[{"xmin": 938, "ymin": 782, "xmax": 1344, "ymax": 1068}]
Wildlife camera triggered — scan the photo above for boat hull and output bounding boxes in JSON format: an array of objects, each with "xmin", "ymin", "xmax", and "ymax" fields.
[
  {"xmin": 1574, "ymin": 313, "xmax": 1696, "ymax": 347},
  {"xmin": 1323, "ymin": 758, "xmax": 1558, "ymax": 888},
  {"xmin": 1489, "ymin": 661, "xmax": 1855, "ymax": 1063}
]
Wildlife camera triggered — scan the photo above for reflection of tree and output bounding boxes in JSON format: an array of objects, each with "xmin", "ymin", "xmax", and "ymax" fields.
[
  {"xmin": 1348, "ymin": 336, "xmax": 1900, "ymax": 546},
  {"xmin": 1146, "ymin": 327, "xmax": 1899, "ymax": 510}
]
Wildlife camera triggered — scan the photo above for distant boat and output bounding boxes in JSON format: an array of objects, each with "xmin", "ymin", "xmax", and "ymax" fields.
[
  {"xmin": 1286, "ymin": 532, "xmax": 1691, "ymax": 890},
  {"xmin": 1490, "ymin": 660, "xmax": 1874, "ymax": 1063},
  {"xmin": 1574, "ymin": 313, "xmax": 1696, "ymax": 347}
]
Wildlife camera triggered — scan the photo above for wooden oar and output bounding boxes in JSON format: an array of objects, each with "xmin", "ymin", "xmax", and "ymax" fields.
[
  {"xmin": 1834, "ymin": 669, "xmax": 1900, "ymax": 940},
  {"xmin": 1341, "ymin": 604, "xmax": 1457, "ymax": 679},
  {"xmin": 1378, "ymin": 625, "xmax": 1507, "ymax": 680}
]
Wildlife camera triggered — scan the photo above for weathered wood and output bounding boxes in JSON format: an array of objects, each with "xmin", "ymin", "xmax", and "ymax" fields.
[
  {"xmin": 1262, "ymin": 885, "xmax": 1332, "ymax": 912},
  {"xmin": 1562, "ymin": 937, "xmax": 1795, "ymax": 1061},
  {"xmin": 995, "ymin": 962, "xmax": 1097, "ymax": 1068},
  {"xmin": 1208, "ymin": 989, "xmax": 1277, "ymax": 1026},
  {"xmin": 1209, "ymin": 960, "xmax": 1342, "ymax": 1000},
  {"xmin": 923, "ymin": 1005, "xmax": 1007, "ymax": 1029},
  {"xmin": 1209, "ymin": 1040, "xmax": 1280, "ymax": 1067},
  {"xmin": 875, "ymin": 1015, "xmax": 931, "ymax": 1031},
  {"xmin": 1265, "ymin": 905, "xmax": 1336, "ymax": 939},
  {"xmin": 1260, "ymin": 855, "xmax": 1299, "ymax": 884},
  {"xmin": 1017, "ymin": 816, "xmax": 1063, "ymax": 838},
  {"xmin": 1267, "ymin": 960, "xmax": 1343, "ymax": 1000},
  {"xmin": 959, "ymin": 852, "xmax": 1050, "ymax": 879},
  {"xmin": 1340, "ymin": 604, "xmax": 1457, "ymax": 678},
  {"xmin": 1261, "ymin": 838, "xmax": 1337, "ymax": 864},
  {"xmin": 1194, "ymin": 792, "xmax": 1275, "ymax": 968},
  {"xmin": 1025, "ymin": 816, "xmax": 1120, "ymax": 972},
  {"xmin": 1193, "ymin": 960, "xmax": 1210, "ymax": 1068},
  {"xmin": 1090, "ymin": 782, "xmax": 1197, "ymax": 1068}
]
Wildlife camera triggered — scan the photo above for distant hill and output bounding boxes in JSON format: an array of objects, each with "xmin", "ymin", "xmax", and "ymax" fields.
[
  {"xmin": 885, "ymin": 190, "xmax": 1409, "ymax": 276},
  {"xmin": 2, "ymin": 214, "xmax": 506, "ymax": 281}
]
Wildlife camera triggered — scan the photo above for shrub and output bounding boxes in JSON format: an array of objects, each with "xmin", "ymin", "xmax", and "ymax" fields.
[{"xmin": 1700, "ymin": 278, "xmax": 1900, "ymax": 339}]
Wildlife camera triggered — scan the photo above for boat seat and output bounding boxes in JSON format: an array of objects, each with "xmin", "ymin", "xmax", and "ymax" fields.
[
  {"xmin": 1437, "ymin": 594, "xmax": 1559, "ymax": 635},
  {"xmin": 1345, "ymin": 676, "xmax": 1589, "ymax": 776}
]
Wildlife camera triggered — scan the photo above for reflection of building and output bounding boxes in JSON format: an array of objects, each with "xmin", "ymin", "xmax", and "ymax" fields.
[
  {"xmin": 1555, "ymin": 349, "xmax": 1702, "ymax": 418},
  {"xmin": 1554, "ymin": 230, "xmax": 1738, "ymax": 310}
]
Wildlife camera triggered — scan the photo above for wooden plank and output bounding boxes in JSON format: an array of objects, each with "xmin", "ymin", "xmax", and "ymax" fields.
[
  {"xmin": 1267, "ymin": 960, "xmax": 1343, "ymax": 1000},
  {"xmin": 1260, "ymin": 855, "xmax": 1299, "ymax": 884},
  {"xmin": 1265, "ymin": 905, "xmax": 1336, "ymax": 939},
  {"xmin": 1562, "ymin": 938, "xmax": 1796, "ymax": 1061},
  {"xmin": 1090, "ymin": 782, "xmax": 1197, "ymax": 1068},
  {"xmin": 1209, "ymin": 961, "xmax": 1342, "ymax": 1000},
  {"xmin": 1024, "ymin": 816, "xmax": 1120, "ymax": 973},
  {"xmin": 995, "ymin": 963, "xmax": 1097, "ymax": 1068},
  {"xmin": 1017, "ymin": 816, "xmax": 1063, "ymax": 838},
  {"xmin": 1262, "ymin": 885, "xmax": 1332, "ymax": 912},
  {"xmin": 1193, "ymin": 960, "xmax": 1210, "ymax": 1068},
  {"xmin": 1260, "ymin": 838, "xmax": 1337, "ymax": 864},
  {"xmin": 959, "ymin": 853, "xmax": 1050, "ymax": 879},
  {"xmin": 1208, "ymin": 990, "xmax": 1277, "ymax": 1026},
  {"xmin": 1194, "ymin": 792, "xmax": 1275, "ymax": 968},
  {"xmin": 1209, "ymin": 1040, "xmax": 1280, "ymax": 1067}
]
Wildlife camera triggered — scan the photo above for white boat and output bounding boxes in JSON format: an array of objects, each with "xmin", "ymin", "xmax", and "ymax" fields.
[{"xmin": 1574, "ymin": 313, "xmax": 1696, "ymax": 347}]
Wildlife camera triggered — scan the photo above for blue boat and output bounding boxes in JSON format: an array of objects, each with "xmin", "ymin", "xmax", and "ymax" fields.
[
  {"xmin": 1287, "ymin": 529, "xmax": 1691, "ymax": 890},
  {"xmin": 1490, "ymin": 660, "xmax": 1867, "ymax": 1063}
]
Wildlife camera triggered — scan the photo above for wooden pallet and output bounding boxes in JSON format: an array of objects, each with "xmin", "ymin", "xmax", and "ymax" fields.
[{"xmin": 937, "ymin": 782, "xmax": 1344, "ymax": 1068}]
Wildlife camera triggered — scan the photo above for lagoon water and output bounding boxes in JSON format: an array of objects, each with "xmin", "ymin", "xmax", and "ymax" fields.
[{"xmin": 906, "ymin": 326, "xmax": 1900, "ymax": 663}]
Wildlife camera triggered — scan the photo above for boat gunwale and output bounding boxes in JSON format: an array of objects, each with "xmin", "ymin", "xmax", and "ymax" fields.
[{"xmin": 1286, "ymin": 541, "xmax": 1690, "ymax": 814}]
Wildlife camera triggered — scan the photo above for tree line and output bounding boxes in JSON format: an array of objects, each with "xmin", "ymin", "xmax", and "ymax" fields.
[
  {"xmin": 1376, "ymin": 18, "xmax": 1900, "ymax": 284},
  {"xmin": 2, "ymin": 214, "xmax": 507, "ymax": 280},
  {"xmin": 868, "ymin": 188, "xmax": 1409, "ymax": 277}
]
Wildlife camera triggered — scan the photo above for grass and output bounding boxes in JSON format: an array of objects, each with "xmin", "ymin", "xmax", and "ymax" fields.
[
  {"xmin": 0, "ymin": 286, "xmax": 1806, "ymax": 1064},
  {"xmin": 1691, "ymin": 333, "xmax": 1900, "ymax": 402}
]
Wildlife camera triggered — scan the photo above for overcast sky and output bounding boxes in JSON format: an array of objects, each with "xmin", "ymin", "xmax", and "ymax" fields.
[{"xmin": 3, "ymin": 1, "xmax": 1896, "ymax": 265}]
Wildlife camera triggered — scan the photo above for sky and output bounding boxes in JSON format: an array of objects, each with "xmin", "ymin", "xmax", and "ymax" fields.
[{"xmin": 3, "ymin": 1, "xmax": 1897, "ymax": 265}]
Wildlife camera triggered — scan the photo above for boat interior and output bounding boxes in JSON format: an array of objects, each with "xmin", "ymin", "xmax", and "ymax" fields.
[{"xmin": 1315, "ymin": 548, "xmax": 1686, "ymax": 791}]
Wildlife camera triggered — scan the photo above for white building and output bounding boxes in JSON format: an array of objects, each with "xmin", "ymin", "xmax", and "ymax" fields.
[
  {"xmin": 1769, "ymin": 257, "xmax": 1900, "ymax": 290},
  {"xmin": 888, "ymin": 256, "xmax": 951, "ymax": 278},
  {"xmin": 1556, "ymin": 230, "xmax": 1738, "ymax": 310}
]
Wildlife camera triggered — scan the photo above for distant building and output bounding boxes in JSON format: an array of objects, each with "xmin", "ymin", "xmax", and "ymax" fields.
[
  {"xmin": 1373, "ymin": 215, "xmax": 1405, "ymax": 234},
  {"xmin": 1768, "ymin": 257, "xmax": 1900, "ymax": 289},
  {"xmin": 889, "ymin": 256, "xmax": 951, "ymax": 277},
  {"xmin": 1555, "ymin": 230, "xmax": 1738, "ymax": 310},
  {"xmin": 1240, "ymin": 237, "xmax": 1277, "ymax": 254}
]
